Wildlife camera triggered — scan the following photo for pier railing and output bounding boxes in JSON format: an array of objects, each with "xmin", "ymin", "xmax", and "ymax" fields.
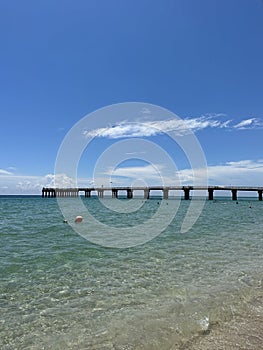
[{"xmin": 42, "ymin": 186, "xmax": 263, "ymax": 201}]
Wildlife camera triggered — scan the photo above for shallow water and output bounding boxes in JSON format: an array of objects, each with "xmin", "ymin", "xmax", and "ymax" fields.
[{"xmin": 0, "ymin": 196, "xmax": 262, "ymax": 349}]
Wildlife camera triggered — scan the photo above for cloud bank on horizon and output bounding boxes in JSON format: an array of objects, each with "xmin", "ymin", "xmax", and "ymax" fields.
[
  {"xmin": 1, "ymin": 114, "xmax": 263, "ymax": 194},
  {"xmin": 1, "ymin": 159, "xmax": 263, "ymax": 195}
]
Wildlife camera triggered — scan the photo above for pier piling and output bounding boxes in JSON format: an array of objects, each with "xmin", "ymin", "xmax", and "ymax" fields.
[
  {"xmin": 183, "ymin": 188, "xmax": 190, "ymax": 200},
  {"xmin": 208, "ymin": 188, "xmax": 214, "ymax": 200},
  {"xmin": 163, "ymin": 188, "xmax": 169, "ymax": 200},
  {"xmin": 112, "ymin": 189, "xmax": 118, "ymax": 198},
  {"xmin": 98, "ymin": 189, "xmax": 104, "ymax": 198},
  {"xmin": 144, "ymin": 189, "xmax": 150, "ymax": 199},
  {"xmin": 232, "ymin": 189, "xmax": 237, "ymax": 201}
]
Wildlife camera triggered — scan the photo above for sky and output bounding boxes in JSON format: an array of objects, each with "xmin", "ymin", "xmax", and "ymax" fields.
[{"xmin": 0, "ymin": 0, "xmax": 263, "ymax": 194}]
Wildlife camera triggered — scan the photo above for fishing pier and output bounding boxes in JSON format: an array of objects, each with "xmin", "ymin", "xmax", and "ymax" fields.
[{"xmin": 42, "ymin": 186, "xmax": 263, "ymax": 201}]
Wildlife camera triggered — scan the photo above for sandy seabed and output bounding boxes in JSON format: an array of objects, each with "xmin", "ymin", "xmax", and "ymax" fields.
[{"xmin": 183, "ymin": 297, "xmax": 263, "ymax": 350}]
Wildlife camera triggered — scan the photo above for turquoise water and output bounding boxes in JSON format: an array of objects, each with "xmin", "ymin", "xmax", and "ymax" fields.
[{"xmin": 0, "ymin": 196, "xmax": 263, "ymax": 349}]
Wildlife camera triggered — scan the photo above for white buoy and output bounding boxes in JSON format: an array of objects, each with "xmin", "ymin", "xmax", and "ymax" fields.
[{"xmin": 75, "ymin": 215, "xmax": 83, "ymax": 223}]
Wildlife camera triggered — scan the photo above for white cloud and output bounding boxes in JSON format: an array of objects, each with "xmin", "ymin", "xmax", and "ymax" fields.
[
  {"xmin": 233, "ymin": 118, "xmax": 263, "ymax": 130},
  {"xmin": 0, "ymin": 169, "xmax": 13, "ymax": 175},
  {"xmin": 44, "ymin": 173, "xmax": 75, "ymax": 188},
  {"xmin": 95, "ymin": 159, "xmax": 263, "ymax": 188},
  {"xmin": 16, "ymin": 180, "xmax": 41, "ymax": 192},
  {"xmin": 179, "ymin": 160, "xmax": 263, "ymax": 187},
  {"xmin": 1, "ymin": 159, "xmax": 262, "ymax": 195},
  {"xmin": 0, "ymin": 173, "xmax": 77, "ymax": 194},
  {"xmin": 108, "ymin": 164, "xmax": 164, "ymax": 180},
  {"xmin": 93, "ymin": 164, "xmax": 166, "ymax": 187},
  {"xmin": 125, "ymin": 151, "xmax": 147, "ymax": 155},
  {"xmin": 83, "ymin": 115, "xmax": 262, "ymax": 139},
  {"xmin": 225, "ymin": 159, "xmax": 263, "ymax": 168},
  {"xmin": 140, "ymin": 107, "xmax": 151, "ymax": 115},
  {"xmin": 83, "ymin": 115, "xmax": 231, "ymax": 139}
]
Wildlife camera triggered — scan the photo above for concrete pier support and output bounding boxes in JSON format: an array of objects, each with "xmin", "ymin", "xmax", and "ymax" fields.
[
  {"xmin": 208, "ymin": 188, "xmax": 214, "ymax": 200},
  {"xmin": 70, "ymin": 189, "xmax": 78, "ymax": 197},
  {"xmin": 258, "ymin": 190, "xmax": 262, "ymax": 201},
  {"xmin": 42, "ymin": 188, "xmax": 56, "ymax": 197},
  {"xmin": 163, "ymin": 188, "xmax": 169, "ymax": 200},
  {"xmin": 144, "ymin": 189, "xmax": 150, "ymax": 199},
  {"xmin": 232, "ymin": 189, "xmax": 237, "ymax": 201},
  {"xmin": 85, "ymin": 190, "xmax": 91, "ymax": 198},
  {"xmin": 127, "ymin": 189, "xmax": 133, "ymax": 199},
  {"xmin": 112, "ymin": 189, "xmax": 118, "ymax": 198},
  {"xmin": 183, "ymin": 188, "xmax": 190, "ymax": 200},
  {"xmin": 98, "ymin": 189, "xmax": 104, "ymax": 198}
]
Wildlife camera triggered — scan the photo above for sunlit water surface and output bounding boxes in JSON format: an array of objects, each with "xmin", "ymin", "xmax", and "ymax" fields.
[{"xmin": 0, "ymin": 196, "xmax": 262, "ymax": 349}]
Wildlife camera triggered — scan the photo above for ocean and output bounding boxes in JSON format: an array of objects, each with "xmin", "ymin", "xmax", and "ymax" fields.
[{"xmin": 0, "ymin": 196, "xmax": 263, "ymax": 349}]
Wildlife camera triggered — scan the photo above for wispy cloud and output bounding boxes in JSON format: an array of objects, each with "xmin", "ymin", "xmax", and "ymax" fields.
[
  {"xmin": 125, "ymin": 151, "xmax": 147, "ymax": 155},
  {"xmin": 225, "ymin": 159, "xmax": 263, "ymax": 168},
  {"xmin": 84, "ymin": 115, "xmax": 230, "ymax": 139},
  {"xmin": 83, "ymin": 114, "xmax": 262, "ymax": 139},
  {"xmin": 96, "ymin": 159, "xmax": 263, "ymax": 188},
  {"xmin": 95, "ymin": 163, "xmax": 174, "ymax": 187},
  {"xmin": 104, "ymin": 164, "xmax": 164, "ymax": 179},
  {"xmin": 179, "ymin": 159, "xmax": 263, "ymax": 186},
  {"xmin": 233, "ymin": 118, "xmax": 263, "ymax": 130},
  {"xmin": 0, "ymin": 169, "xmax": 13, "ymax": 175}
]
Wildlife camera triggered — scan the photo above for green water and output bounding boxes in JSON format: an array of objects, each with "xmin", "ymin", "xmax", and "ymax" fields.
[{"xmin": 0, "ymin": 196, "xmax": 263, "ymax": 349}]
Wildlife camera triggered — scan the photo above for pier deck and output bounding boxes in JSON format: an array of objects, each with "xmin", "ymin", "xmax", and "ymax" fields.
[{"xmin": 42, "ymin": 186, "xmax": 263, "ymax": 201}]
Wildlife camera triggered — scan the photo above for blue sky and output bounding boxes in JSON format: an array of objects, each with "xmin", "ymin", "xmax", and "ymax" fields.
[{"xmin": 1, "ymin": 0, "xmax": 263, "ymax": 194}]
